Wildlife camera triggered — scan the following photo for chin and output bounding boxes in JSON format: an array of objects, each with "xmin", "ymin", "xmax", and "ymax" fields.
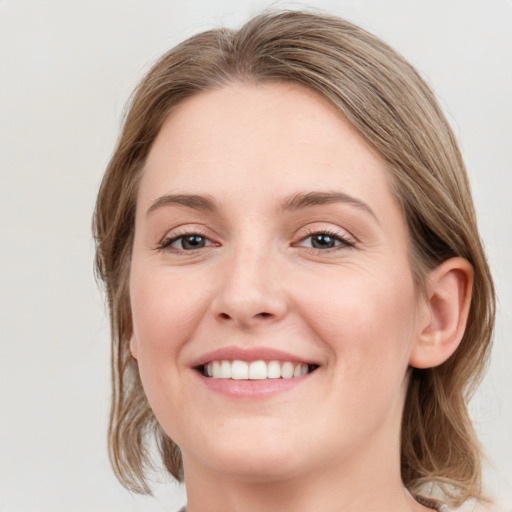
[{"xmin": 182, "ymin": 427, "xmax": 310, "ymax": 483}]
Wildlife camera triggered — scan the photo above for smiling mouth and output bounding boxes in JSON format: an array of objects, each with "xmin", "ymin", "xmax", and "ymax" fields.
[{"xmin": 198, "ymin": 360, "xmax": 319, "ymax": 380}]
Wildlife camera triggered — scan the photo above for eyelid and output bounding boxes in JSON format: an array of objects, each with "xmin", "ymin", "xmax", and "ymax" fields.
[
  {"xmin": 164, "ymin": 234, "xmax": 215, "ymax": 250},
  {"xmin": 295, "ymin": 226, "xmax": 356, "ymax": 251},
  {"xmin": 155, "ymin": 224, "xmax": 356, "ymax": 253},
  {"xmin": 156, "ymin": 226, "xmax": 218, "ymax": 252}
]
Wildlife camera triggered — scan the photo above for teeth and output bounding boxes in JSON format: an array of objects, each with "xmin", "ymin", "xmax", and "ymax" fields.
[
  {"xmin": 206, "ymin": 360, "xmax": 312, "ymax": 380},
  {"xmin": 220, "ymin": 360, "xmax": 231, "ymax": 378},
  {"xmin": 281, "ymin": 361, "xmax": 294, "ymax": 379},
  {"xmin": 249, "ymin": 360, "xmax": 267, "ymax": 380},
  {"xmin": 231, "ymin": 360, "xmax": 249, "ymax": 380},
  {"xmin": 267, "ymin": 360, "xmax": 281, "ymax": 379}
]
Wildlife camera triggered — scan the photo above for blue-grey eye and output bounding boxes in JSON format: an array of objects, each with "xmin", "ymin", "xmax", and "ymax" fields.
[
  {"xmin": 159, "ymin": 232, "xmax": 217, "ymax": 252},
  {"xmin": 298, "ymin": 231, "xmax": 354, "ymax": 250},
  {"xmin": 178, "ymin": 235, "xmax": 207, "ymax": 250},
  {"xmin": 310, "ymin": 233, "xmax": 339, "ymax": 249}
]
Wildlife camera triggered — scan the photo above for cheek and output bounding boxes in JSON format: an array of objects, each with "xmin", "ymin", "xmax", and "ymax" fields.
[
  {"xmin": 129, "ymin": 264, "xmax": 215, "ymax": 375},
  {"xmin": 296, "ymin": 266, "xmax": 418, "ymax": 374},
  {"xmin": 129, "ymin": 266, "xmax": 214, "ymax": 432},
  {"xmin": 281, "ymin": 267, "xmax": 418, "ymax": 456}
]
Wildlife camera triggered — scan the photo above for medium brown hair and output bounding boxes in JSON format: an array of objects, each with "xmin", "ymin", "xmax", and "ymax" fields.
[{"xmin": 93, "ymin": 10, "xmax": 495, "ymax": 506}]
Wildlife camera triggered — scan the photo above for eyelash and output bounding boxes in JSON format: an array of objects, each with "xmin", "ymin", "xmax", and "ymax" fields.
[
  {"xmin": 157, "ymin": 229, "xmax": 213, "ymax": 252},
  {"xmin": 298, "ymin": 228, "xmax": 355, "ymax": 252},
  {"xmin": 157, "ymin": 228, "xmax": 354, "ymax": 253}
]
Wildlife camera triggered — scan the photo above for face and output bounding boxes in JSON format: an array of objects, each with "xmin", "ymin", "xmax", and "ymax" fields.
[{"xmin": 130, "ymin": 82, "xmax": 424, "ymax": 482}]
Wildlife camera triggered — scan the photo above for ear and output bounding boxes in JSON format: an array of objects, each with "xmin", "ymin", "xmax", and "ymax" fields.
[
  {"xmin": 409, "ymin": 257, "xmax": 473, "ymax": 369},
  {"xmin": 129, "ymin": 335, "xmax": 138, "ymax": 360}
]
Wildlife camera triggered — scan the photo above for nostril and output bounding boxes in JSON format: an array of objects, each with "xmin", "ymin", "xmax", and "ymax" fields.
[
  {"xmin": 259, "ymin": 312, "xmax": 271, "ymax": 317},
  {"xmin": 219, "ymin": 313, "xmax": 231, "ymax": 319}
]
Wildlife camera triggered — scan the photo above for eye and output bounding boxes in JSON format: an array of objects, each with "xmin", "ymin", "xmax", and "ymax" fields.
[
  {"xmin": 299, "ymin": 231, "xmax": 354, "ymax": 250},
  {"xmin": 160, "ymin": 233, "xmax": 215, "ymax": 251}
]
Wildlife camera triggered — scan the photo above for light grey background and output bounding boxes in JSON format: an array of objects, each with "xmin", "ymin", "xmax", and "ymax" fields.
[{"xmin": 0, "ymin": 1, "xmax": 510, "ymax": 510}]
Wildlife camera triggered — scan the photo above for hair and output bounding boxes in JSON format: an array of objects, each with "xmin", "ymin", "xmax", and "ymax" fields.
[{"xmin": 93, "ymin": 10, "xmax": 495, "ymax": 507}]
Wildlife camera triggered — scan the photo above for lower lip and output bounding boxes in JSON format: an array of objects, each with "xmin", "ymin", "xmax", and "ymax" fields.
[{"xmin": 195, "ymin": 371, "xmax": 312, "ymax": 399}]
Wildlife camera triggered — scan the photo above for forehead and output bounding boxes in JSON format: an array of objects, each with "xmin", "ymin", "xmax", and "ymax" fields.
[{"xmin": 139, "ymin": 82, "xmax": 398, "ymax": 216}]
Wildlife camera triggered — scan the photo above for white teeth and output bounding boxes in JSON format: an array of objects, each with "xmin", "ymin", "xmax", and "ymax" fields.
[
  {"xmin": 267, "ymin": 360, "xmax": 281, "ymax": 379},
  {"xmin": 231, "ymin": 360, "xmax": 249, "ymax": 380},
  {"xmin": 220, "ymin": 360, "xmax": 231, "ymax": 379},
  {"xmin": 249, "ymin": 360, "xmax": 267, "ymax": 380},
  {"xmin": 208, "ymin": 360, "xmax": 313, "ymax": 380},
  {"xmin": 281, "ymin": 361, "xmax": 294, "ymax": 379}
]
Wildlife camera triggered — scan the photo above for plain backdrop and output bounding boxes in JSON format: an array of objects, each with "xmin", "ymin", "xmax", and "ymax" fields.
[{"xmin": 0, "ymin": 1, "xmax": 511, "ymax": 511}]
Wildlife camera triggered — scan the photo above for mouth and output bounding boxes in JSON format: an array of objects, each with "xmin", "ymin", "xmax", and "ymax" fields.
[{"xmin": 197, "ymin": 360, "xmax": 320, "ymax": 380}]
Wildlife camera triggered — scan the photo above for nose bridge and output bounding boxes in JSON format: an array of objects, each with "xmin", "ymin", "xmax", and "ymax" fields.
[{"xmin": 213, "ymin": 237, "xmax": 287, "ymax": 327}]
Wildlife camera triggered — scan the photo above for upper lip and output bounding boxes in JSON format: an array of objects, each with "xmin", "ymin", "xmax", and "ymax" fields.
[{"xmin": 190, "ymin": 346, "xmax": 320, "ymax": 369}]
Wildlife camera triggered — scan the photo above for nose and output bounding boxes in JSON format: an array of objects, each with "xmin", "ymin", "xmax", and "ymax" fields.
[{"xmin": 212, "ymin": 245, "xmax": 289, "ymax": 330}]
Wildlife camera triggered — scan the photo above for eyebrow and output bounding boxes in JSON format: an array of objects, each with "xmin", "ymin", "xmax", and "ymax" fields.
[
  {"xmin": 280, "ymin": 191, "xmax": 377, "ymax": 221},
  {"xmin": 146, "ymin": 190, "xmax": 377, "ymax": 221},
  {"xmin": 146, "ymin": 194, "xmax": 218, "ymax": 215}
]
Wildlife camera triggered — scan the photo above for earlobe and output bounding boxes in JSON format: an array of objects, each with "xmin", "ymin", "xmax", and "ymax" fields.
[{"xmin": 409, "ymin": 257, "xmax": 473, "ymax": 369}]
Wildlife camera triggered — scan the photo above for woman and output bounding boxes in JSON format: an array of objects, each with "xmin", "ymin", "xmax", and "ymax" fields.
[{"xmin": 93, "ymin": 11, "xmax": 495, "ymax": 512}]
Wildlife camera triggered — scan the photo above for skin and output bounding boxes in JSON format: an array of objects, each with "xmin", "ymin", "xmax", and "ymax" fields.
[{"xmin": 129, "ymin": 82, "xmax": 464, "ymax": 512}]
